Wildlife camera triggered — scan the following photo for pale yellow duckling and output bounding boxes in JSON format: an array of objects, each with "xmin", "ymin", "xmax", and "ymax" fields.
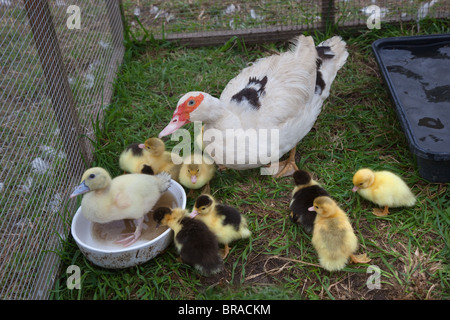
[
  {"xmin": 142, "ymin": 137, "xmax": 182, "ymax": 181},
  {"xmin": 352, "ymin": 168, "xmax": 416, "ymax": 216},
  {"xmin": 179, "ymin": 153, "xmax": 215, "ymax": 196},
  {"xmin": 70, "ymin": 167, "xmax": 171, "ymax": 246},
  {"xmin": 189, "ymin": 194, "xmax": 251, "ymax": 259},
  {"xmin": 308, "ymin": 196, "xmax": 368, "ymax": 271},
  {"xmin": 119, "ymin": 143, "xmax": 154, "ymax": 174}
]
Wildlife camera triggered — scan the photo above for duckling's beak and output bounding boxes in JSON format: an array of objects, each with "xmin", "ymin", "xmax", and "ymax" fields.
[
  {"xmin": 307, "ymin": 206, "xmax": 315, "ymax": 212},
  {"xmin": 70, "ymin": 181, "xmax": 90, "ymax": 198},
  {"xmin": 189, "ymin": 210, "xmax": 199, "ymax": 218},
  {"xmin": 138, "ymin": 144, "xmax": 145, "ymax": 149},
  {"xmin": 352, "ymin": 186, "xmax": 359, "ymax": 192},
  {"xmin": 191, "ymin": 175, "xmax": 197, "ymax": 184}
]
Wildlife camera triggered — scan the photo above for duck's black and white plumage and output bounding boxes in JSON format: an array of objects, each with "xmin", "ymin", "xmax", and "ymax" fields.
[
  {"xmin": 289, "ymin": 170, "xmax": 330, "ymax": 233},
  {"xmin": 159, "ymin": 35, "xmax": 348, "ymax": 176},
  {"xmin": 153, "ymin": 207, "xmax": 223, "ymax": 276}
]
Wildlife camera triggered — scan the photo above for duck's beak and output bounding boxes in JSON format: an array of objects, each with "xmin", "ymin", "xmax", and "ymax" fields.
[
  {"xmin": 70, "ymin": 181, "xmax": 90, "ymax": 198},
  {"xmin": 159, "ymin": 116, "xmax": 187, "ymax": 138},
  {"xmin": 189, "ymin": 210, "xmax": 199, "ymax": 218},
  {"xmin": 352, "ymin": 186, "xmax": 359, "ymax": 192},
  {"xmin": 308, "ymin": 206, "xmax": 315, "ymax": 212},
  {"xmin": 190, "ymin": 175, "xmax": 197, "ymax": 184}
]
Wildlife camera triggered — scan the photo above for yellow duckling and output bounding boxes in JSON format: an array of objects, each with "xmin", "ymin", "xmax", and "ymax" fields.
[
  {"xmin": 179, "ymin": 153, "xmax": 215, "ymax": 196},
  {"xmin": 70, "ymin": 167, "xmax": 171, "ymax": 246},
  {"xmin": 119, "ymin": 143, "xmax": 154, "ymax": 174},
  {"xmin": 142, "ymin": 137, "xmax": 182, "ymax": 181},
  {"xmin": 308, "ymin": 196, "xmax": 359, "ymax": 271},
  {"xmin": 189, "ymin": 194, "xmax": 251, "ymax": 259},
  {"xmin": 153, "ymin": 207, "xmax": 223, "ymax": 276},
  {"xmin": 352, "ymin": 168, "xmax": 416, "ymax": 216}
]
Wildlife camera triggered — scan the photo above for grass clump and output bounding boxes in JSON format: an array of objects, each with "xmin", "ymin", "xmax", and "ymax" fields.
[{"xmin": 52, "ymin": 19, "xmax": 449, "ymax": 300}]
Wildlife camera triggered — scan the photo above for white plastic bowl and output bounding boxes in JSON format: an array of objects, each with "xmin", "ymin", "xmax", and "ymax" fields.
[{"xmin": 71, "ymin": 179, "xmax": 186, "ymax": 269}]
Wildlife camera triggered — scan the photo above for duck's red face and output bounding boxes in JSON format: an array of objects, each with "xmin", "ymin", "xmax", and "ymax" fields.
[{"xmin": 159, "ymin": 93, "xmax": 204, "ymax": 138}]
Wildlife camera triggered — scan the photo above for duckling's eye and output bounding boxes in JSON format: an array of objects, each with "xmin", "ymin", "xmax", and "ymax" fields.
[
  {"xmin": 359, "ymin": 183, "xmax": 363, "ymax": 186},
  {"xmin": 315, "ymin": 206, "xmax": 319, "ymax": 209},
  {"xmin": 187, "ymin": 99, "xmax": 195, "ymax": 106},
  {"xmin": 89, "ymin": 174, "xmax": 95, "ymax": 179}
]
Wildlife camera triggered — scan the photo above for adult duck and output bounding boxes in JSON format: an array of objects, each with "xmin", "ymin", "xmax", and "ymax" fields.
[{"xmin": 159, "ymin": 35, "xmax": 348, "ymax": 177}]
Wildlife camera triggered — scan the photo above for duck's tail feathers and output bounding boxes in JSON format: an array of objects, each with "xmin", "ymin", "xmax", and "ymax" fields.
[
  {"xmin": 315, "ymin": 36, "xmax": 349, "ymax": 99},
  {"xmin": 156, "ymin": 172, "xmax": 171, "ymax": 193}
]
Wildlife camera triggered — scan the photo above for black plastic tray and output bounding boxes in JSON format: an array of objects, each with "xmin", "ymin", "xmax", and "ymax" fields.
[{"xmin": 372, "ymin": 34, "xmax": 450, "ymax": 182}]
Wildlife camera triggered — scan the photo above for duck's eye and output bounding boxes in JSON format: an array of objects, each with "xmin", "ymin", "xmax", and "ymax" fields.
[
  {"xmin": 359, "ymin": 183, "xmax": 363, "ymax": 186},
  {"xmin": 315, "ymin": 206, "xmax": 319, "ymax": 209},
  {"xmin": 89, "ymin": 174, "xmax": 95, "ymax": 179},
  {"xmin": 187, "ymin": 99, "xmax": 195, "ymax": 106}
]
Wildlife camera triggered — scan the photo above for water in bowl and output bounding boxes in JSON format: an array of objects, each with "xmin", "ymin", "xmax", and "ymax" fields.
[{"xmin": 92, "ymin": 191, "xmax": 177, "ymax": 246}]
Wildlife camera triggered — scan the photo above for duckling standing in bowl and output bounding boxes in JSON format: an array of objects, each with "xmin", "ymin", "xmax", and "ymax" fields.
[
  {"xmin": 179, "ymin": 153, "xmax": 215, "ymax": 196},
  {"xmin": 308, "ymin": 196, "xmax": 368, "ymax": 271},
  {"xmin": 352, "ymin": 168, "xmax": 416, "ymax": 216},
  {"xmin": 153, "ymin": 207, "xmax": 223, "ymax": 276},
  {"xmin": 190, "ymin": 194, "xmax": 251, "ymax": 259},
  {"xmin": 70, "ymin": 167, "xmax": 171, "ymax": 247}
]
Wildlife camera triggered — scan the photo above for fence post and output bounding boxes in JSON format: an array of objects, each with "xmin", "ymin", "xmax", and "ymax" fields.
[
  {"xmin": 105, "ymin": 0, "xmax": 124, "ymax": 49},
  {"xmin": 23, "ymin": 0, "xmax": 89, "ymax": 169},
  {"xmin": 322, "ymin": 0, "xmax": 336, "ymax": 30}
]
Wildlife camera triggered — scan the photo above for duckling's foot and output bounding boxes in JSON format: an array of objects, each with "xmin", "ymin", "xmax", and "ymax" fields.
[
  {"xmin": 220, "ymin": 244, "xmax": 230, "ymax": 259},
  {"xmin": 373, "ymin": 206, "xmax": 389, "ymax": 217},
  {"xmin": 115, "ymin": 217, "xmax": 144, "ymax": 247},
  {"xmin": 187, "ymin": 189, "xmax": 195, "ymax": 198},
  {"xmin": 350, "ymin": 253, "xmax": 371, "ymax": 264},
  {"xmin": 201, "ymin": 183, "xmax": 211, "ymax": 194},
  {"xmin": 274, "ymin": 148, "xmax": 299, "ymax": 178},
  {"xmin": 115, "ymin": 232, "xmax": 140, "ymax": 247}
]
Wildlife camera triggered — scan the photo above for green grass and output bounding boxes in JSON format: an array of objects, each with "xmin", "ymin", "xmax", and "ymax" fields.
[{"xmin": 51, "ymin": 19, "xmax": 449, "ymax": 300}]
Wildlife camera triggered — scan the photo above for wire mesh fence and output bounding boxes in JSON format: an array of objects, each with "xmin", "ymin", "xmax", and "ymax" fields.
[
  {"xmin": 0, "ymin": 0, "xmax": 124, "ymax": 299},
  {"xmin": 122, "ymin": 0, "xmax": 449, "ymax": 46}
]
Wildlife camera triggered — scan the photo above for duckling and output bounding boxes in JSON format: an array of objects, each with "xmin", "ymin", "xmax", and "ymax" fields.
[
  {"xmin": 352, "ymin": 168, "xmax": 416, "ymax": 216},
  {"xmin": 308, "ymin": 196, "xmax": 358, "ymax": 271},
  {"xmin": 153, "ymin": 207, "xmax": 223, "ymax": 276},
  {"xmin": 289, "ymin": 170, "xmax": 330, "ymax": 233},
  {"xmin": 142, "ymin": 137, "xmax": 182, "ymax": 181},
  {"xmin": 179, "ymin": 153, "xmax": 215, "ymax": 196},
  {"xmin": 119, "ymin": 143, "xmax": 154, "ymax": 174},
  {"xmin": 70, "ymin": 167, "xmax": 171, "ymax": 246},
  {"xmin": 189, "ymin": 194, "xmax": 251, "ymax": 259}
]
